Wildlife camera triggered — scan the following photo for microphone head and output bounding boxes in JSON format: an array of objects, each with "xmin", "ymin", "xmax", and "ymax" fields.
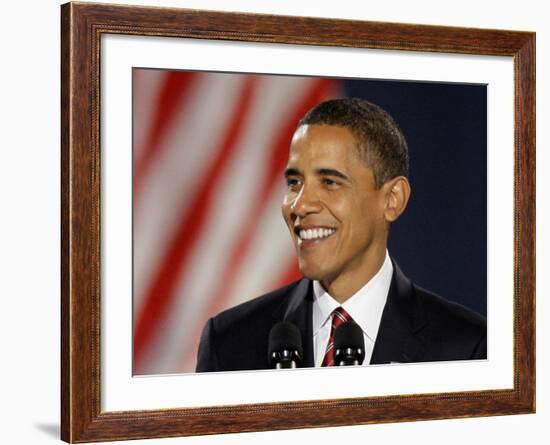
[
  {"xmin": 334, "ymin": 322, "xmax": 365, "ymax": 365},
  {"xmin": 268, "ymin": 321, "xmax": 303, "ymax": 368}
]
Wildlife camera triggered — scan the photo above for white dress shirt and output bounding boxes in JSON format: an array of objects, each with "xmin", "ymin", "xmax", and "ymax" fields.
[{"xmin": 312, "ymin": 251, "xmax": 393, "ymax": 366}]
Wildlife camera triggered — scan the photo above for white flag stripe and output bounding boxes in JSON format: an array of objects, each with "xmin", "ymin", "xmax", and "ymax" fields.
[
  {"xmin": 133, "ymin": 70, "xmax": 342, "ymax": 374},
  {"xmin": 179, "ymin": 78, "xmax": 338, "ymax": 370},
  {"xmin": 133, "ymin": 73, "xmax": 246, "ymax": 314},
  {"xmin": 138, "ymin": 76, "xmax": 263, "ymax": 373},
  {"xmin": 142, "ymin": 75, "xmax": 316, "ymax": 373},
  {"xmin": 176, "ymin": 78, "xmax": 339, "ymax": 371},
  {"xmin": 132, "ymin": 69, "xmax": 167, "ymax": 163}
]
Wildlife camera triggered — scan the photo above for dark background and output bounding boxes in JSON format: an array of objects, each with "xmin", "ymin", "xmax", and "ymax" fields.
[{"xmin": 344, "ymin": 79, "xmax": 487, "ymax": 316}]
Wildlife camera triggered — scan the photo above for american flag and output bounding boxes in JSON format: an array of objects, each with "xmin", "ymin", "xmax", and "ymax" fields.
[{"xmin": 132, "ymin": 69, "xmax": 341, "ymax": 374}]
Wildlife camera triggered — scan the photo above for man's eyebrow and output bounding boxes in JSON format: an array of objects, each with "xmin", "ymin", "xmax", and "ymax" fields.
[
  {"xmin": 283, "ymin": 167, "xmax": 351, "ymax": 182},
  {"xmin": 316, "ymin": 168, "xmax": 351, "ymax": 182},
  {"xmin": 284, "ymin": 167, "xmax": 301, "ymax": 178}
]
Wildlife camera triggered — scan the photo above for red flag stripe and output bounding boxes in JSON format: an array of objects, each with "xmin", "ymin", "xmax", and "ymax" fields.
[
  {"xmin": 133, "ymin": 71, "xmax": 197, "ymax": 198},
  {"xmin": 132, "ymin": 70, "xmax": 166, "ymax": 164},
  {"xmin": 147, "ymin": 77, "xmax": 317, "ymax": 372},
  {"xmin": 133, "ymin": 76, "xmax": 259, "ymax": 369},
  {"xmin": 180, "ymin": 78, "xmax": 338, "ymax": 368},
  {"xmin": 132, "ymin": 73, "xmax": 247, "ymax": 315}
]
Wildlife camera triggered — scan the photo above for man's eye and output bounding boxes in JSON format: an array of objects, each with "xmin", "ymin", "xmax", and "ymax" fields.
[
  {"xmin": 286, "ymin": 178, "xmax": 301, "ymax": 189},
  {"xmin": 323, "ymin": 178, "xmax": 339, "ymax": 187}
]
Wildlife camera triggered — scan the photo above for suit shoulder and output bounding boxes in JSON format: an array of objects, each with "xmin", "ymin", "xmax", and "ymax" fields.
[
  {"xmin": 408, "ymin": 285, "xmax": 487, "ymax": 361},
  {"xmin": 197, "ymin": 279, "xmax": 305, "ymax": 372},
  {"xmin": 414, "ymin": 285, "xmax": 486, "ymax": 333}
]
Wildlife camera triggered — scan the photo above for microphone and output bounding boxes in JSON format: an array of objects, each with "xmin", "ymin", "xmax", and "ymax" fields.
[
  {"xmin": 334, "ymin": 322, "xmax": 365, "ymax": 366},
  {"xmin": 268, "ymin": 322, "xmax": 303, "ymax": 369}
]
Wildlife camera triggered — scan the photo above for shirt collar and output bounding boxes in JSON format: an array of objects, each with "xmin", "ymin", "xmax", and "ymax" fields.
[{"xmin": 312, "ymin": 251, "xmax": 393, "ymax": 342}]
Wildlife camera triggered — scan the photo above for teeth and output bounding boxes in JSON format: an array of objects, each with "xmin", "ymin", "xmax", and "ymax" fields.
[{"xmin": 299, "ymin": 228, "xmax": 335, "ymax": 240}]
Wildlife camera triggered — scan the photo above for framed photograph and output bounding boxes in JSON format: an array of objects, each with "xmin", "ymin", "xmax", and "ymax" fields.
[{"xmin": 61, "ymin": 2, "xmax": 535, "ymax": 442}]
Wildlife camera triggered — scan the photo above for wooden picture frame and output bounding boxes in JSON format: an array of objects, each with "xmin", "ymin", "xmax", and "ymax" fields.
[{"xmin": 61, "ymin": 1, "xmax": 535, "ymax": 442}]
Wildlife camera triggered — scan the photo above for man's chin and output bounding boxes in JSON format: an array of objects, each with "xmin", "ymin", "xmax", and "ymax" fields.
[{"xmin": 297, "ymin": 262, "xmax": 332, "ymax": 282}]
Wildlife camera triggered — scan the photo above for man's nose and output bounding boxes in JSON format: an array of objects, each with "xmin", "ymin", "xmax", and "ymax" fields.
[{"xmin": 291, "ymin": 183, "xmax": 322, "ymax": 217}]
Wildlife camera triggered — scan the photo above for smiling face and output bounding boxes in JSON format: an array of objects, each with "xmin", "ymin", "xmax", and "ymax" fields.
[{"xmin": 282, "ymin": 124, "xmax": 394, "ymax": 300}]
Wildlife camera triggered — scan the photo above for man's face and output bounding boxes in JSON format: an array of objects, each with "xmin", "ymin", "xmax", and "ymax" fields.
[{"xmin": 282, "ymin": 124, "xmax": 389, "ymax": 285}]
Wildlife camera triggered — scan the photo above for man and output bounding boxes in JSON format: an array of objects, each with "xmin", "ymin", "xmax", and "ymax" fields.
[{"xmin": 196, "ymin": 98, "xmax": 486, "ymax": 372}]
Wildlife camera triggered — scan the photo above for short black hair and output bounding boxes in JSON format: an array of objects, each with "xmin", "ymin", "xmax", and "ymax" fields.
[{"xmin": 298, "ymin": 98, "xmax": 409, "ymax": 188}]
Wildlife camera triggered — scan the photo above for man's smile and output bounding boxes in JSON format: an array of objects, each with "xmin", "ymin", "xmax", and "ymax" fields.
[{"xmin": 294, "ymin": 225, "xmax": 337, "ymax": 247}]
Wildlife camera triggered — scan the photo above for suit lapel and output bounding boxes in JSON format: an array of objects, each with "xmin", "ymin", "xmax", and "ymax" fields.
[
  {"xmin": 370, "ymin": 261, "xmax": 428, "ymax": 364},
  {"xmin": 272, "ymin": 278, "xmax": 315, "ymax": 368}
]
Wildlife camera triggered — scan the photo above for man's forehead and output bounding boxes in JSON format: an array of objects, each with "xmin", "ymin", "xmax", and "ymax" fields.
[
  {"xmin": 291, "ymin": 123, "xmax": 357, "ymax": 144},
  {"xmin": 287, "ymin": 124, "xmax": 361, "ymax": 163}
]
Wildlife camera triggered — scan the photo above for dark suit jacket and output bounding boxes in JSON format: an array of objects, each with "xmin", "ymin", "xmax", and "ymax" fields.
[{"xmin": 196, "ymin": 262, "xmax": 486, "ymax": 372}]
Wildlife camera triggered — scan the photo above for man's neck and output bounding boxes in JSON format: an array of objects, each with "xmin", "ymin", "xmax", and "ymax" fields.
[{"xmin": 320, "ymin": 248, "xmax": 388, "ymax": 304}]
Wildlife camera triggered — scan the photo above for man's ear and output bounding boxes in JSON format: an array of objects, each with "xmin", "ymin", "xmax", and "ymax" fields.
[{"xmin": 383, "ymin": 176, "xmax": 411, "ymax": 223}]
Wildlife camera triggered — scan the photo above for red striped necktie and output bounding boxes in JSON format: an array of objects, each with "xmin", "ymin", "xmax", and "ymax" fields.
[{"xmin": 321, "ymin": 306, "xmax": 352, "ymax": 367}]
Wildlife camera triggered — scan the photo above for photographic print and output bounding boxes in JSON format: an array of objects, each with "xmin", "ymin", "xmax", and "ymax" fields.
[{"xmin": 132, "ymin": 69, "xmax": 487, "ymax": 375}]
